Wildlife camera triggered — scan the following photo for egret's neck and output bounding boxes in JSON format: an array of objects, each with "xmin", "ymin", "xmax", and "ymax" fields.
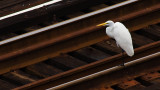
[
  {"xmin": 108, "ymin": 22, "xmax": 114, "ymax": 30},
  {"xmin": 106, "ymin": 25, "xmax": 114, "ymax": 38},
  {"xmin": 107, "ymin": 25, "xmax": 114, "ymax": 31}
]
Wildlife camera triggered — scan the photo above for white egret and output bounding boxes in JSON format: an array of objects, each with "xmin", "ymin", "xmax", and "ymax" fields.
[{"xmin": 97, "ymin": 20, "xmax": 134, "ymax": 66}]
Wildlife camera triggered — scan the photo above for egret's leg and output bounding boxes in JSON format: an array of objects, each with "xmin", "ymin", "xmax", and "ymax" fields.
[{"xmin": 120, "ymin": 49, "xmax": 125, "ymax": 66}]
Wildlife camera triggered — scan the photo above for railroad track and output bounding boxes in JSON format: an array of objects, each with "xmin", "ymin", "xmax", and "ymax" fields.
[
  {"xmin": 12, "ymin": 27, "xmax": 159, "ymax": 90},
  {"xmin": 3, "ymin": 25, "xmax": 158, "ymax": 90},
  {"xmin": 0, "ymin": 0, "xmax": 52, "ymax": 17},
  {"xmin": 0, "ymin": 0, "xmax": 124, "ymax": 34},
  {"xmin": 0, "ymin": 0, "xmax": 159, "ymax": 89},
  {"xmin": 47, "ymin": 52, "xmax": 160, "ymax": 90}
]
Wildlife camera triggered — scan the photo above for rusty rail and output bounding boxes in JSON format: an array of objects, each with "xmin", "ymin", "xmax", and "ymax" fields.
[
  {"xmin": 0, "ymin": 0, "xmax": 156, "ymax": 89},
  {"xmin": 56, "ymin": 53, "xmax": 160, "ymax": 90},
  {"xmin": 0, "ymin": 0, "xmax": 61, "ymax": 31},
  {"xmin": 0, "ymin": 0, "xmax": 61, "ymax": 21},
  {"xmin": 13, "ymin": 40, "xmax": 160, "ymax": 90},
  {"xmin": 0, "ymin": 0, "xmax": 159, "ymax": 75},
  {"xmin": 47, "ymin": 52, "xmax": 160, "ymax": 90},
  {"xmin": 0, "ymin": 0, "xmax": 114, "ymax": 33}
]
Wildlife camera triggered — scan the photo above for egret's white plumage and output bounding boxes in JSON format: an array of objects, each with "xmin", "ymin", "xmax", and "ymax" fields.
[{"xmin": 98, "ymin": 20, "xmax": 134, "ymax": 57}]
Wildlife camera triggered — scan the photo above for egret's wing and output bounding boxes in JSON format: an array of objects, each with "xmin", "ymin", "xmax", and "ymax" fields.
[{"xmin": 113, "ymin": 22, "xmax": 134, "ymax": 56}]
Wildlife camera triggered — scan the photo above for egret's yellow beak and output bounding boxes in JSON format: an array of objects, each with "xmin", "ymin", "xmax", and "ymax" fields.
[{"xmin": 97, "ymin": 23, "xmax": 107, "ymax": 26}]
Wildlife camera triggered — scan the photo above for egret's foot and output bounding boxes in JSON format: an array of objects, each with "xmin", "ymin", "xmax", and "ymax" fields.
[{"xmin": 119, "ymin": 63, "xmax": 125, "ymax": 67}]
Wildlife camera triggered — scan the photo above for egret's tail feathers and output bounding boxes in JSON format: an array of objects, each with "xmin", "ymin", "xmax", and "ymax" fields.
[
  {"xmin": 126, "ymin": 48, "xmax": 134, "ymax": 57},
  {"xmin": 127, "ymin": 51, "xmax": 134, "ymax": 57}
]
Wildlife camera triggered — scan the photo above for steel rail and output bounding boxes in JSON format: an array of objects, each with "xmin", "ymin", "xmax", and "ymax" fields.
[
  {"xmin": 47, "ymin": 52, "xmax": 160, "ymax": 90},
  {"xmin": 0, "ymin": 0, "xmax": 159, "ymax": 75},
  {"xmin": 0, "ymin": 0, "xmax": 62, "ymax": 20},
  {"xmin": 0, "ymin": 0, "xmax": 63, "ymax": 31},
  {"xmin": 54, "ymin": 53, "xmax": 160, "ymax": 90},
  {"xmin": 0, "ymin": 0, "xmax": 115, "ymax": 32},
  {"xmin": 0, "ymin": 0, "xmax": 138, "ymax": 45},
  {"xmin": 13, "ymin": 41, "xmax": 160, "ymax": 90}
]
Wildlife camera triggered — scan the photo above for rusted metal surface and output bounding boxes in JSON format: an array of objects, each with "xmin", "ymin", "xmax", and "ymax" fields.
[
  {"xmin": 0, "ymin": 0, "xmax": 159, "ymax": 75},
  {"xmin": 13, "ymin": 40, "xmax": 160, "ymax": 90},
  {"xmin": 46, "ymin": 52, "xmax": 160, "ymax": 90},
  {"xmin": 141, "ymin": 72, "xmax": 160, "ymax": 81},
  {"xmin": 0, "ymin": 0, "xmax": 61, "ymax": 31},
  {"xmin": 0, "ymin": 0, "xmax": 117, "ymax": 32},
  {"xmin": 0, "ymin": 24, "xmax": 157, "ymax": 89},
  {"xmin": 0, "ymin": 0, "xmax": 159, "ymax": 89},
  {"xmin": 0, "ymin": 24, "xmax": 159, "ymax": 89},
  {"xmin": 0, "ymin": 0, "xmax": 62, "ymax": 21},
  {"xmin": 0, "ymin": 0, "xmax": 51, "ymax": 17},
  {"xmin": 117, "ymin": 80, "xmax": 140, "ymax": 89},
  {"xmin": 56, "ymin": 53, "xmax": 160, "ymax": 90}
]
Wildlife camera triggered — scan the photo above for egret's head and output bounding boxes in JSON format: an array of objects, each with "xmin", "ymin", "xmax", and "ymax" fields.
[
  {"xmin": 97, "ymin": 20, "xmax": 114, "ymax": 27},
  {"xmin": 105, "ymin": 20, "xmax": 114, "ymax": 26}
]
